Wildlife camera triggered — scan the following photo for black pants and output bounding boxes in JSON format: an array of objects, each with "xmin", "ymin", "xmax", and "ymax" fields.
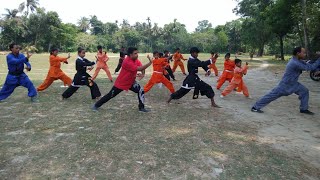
[
  {"xmin": 95, "ymin": 82, "xmax": 145, "ymax": 109},
  {"xmin": 171, "ymin": 80, "xmax": 214, "ymax": 99},
  {"xmin": 115, "ymin": 59, "xmax": 123, "ymax": 73},
  {"xmin": 165, "ymin": 66, "xmax": 175, "ymax": 80},
  {"xmin": 62, "ymin": 81, "xmax": 101, "ymax": 99}
]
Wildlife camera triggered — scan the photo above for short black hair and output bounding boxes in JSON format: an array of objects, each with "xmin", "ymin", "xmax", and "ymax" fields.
[
  {"xmin": 78, "ymin": 47, "xmax": 85, "ymax": 53},
  {"xmin": 235, "ymin": 58, "xmax": 242, "ymax": 64},
  {"xmin": 50, "ymin": 47, "xmax": 58, "ymax": 55},
  {"xmin": 175, "ymin": 48, "xmax": 180, "ymax": 51},
  {"xmin": 293, "ymin": 46, "xmax": 302, "ymax": 56},
  {"xmin": 190, "ymin": 47, "xmax": 200, "ymax": 54},
  {"xmin": 211, "ymin": 52, "xmax": 216, "ymax": 55},
  {"xmin": 9, "ymin": 43, "xmax": 17, "ymax": 50},
  {"xmin": 164, "ymin": 50, "xmax": 169, "ymax": 53},
  {"xmin": 97, "ymin": 45, "xmax": 102, "ymax": 50},
  {"xmin": 225, "ymin": 53, "xmax": 231, "ymax": 58},
  {"xmin": 159, "ymin": 52, "xmax": 164, "ymax": 57},
  {"xmin": 127, "ymin": 47, "xmax": 138, "ymax": 55},
  {"xmin": 153, "ymin": 51, "xmax": 159, "ymax": 55}
]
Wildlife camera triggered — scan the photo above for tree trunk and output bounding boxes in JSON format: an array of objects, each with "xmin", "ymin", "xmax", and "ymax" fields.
[
  {"xmin": 279, "ymin": 35, "xmax": 284, "ymax": 60},
  {"xmin": 258, "ymin": 45, "xmax": 264, "ymax": 57},
  {"xmin": 301, "ymin": 0, "xmax": 310, "ymax": 57}
]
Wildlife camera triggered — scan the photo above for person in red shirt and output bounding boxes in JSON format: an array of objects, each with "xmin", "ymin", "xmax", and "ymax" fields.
[
  {"xmin": 93, "ymin": 47, "xmax": 153, "ymax": 112},
  {"xmin": 208, "ymin": 52, "xmax": 219, "ymax": 76},
  {"xmin": 144, "ymin": 51, "xmax": 175, "ymax": 93},
  {"xmin": 216, "ymin": 53, "xmax": 235, "ymax": 90},
  {"xmin": 91, "ymin": 45, "xmax": 113, "ymax": 82}
]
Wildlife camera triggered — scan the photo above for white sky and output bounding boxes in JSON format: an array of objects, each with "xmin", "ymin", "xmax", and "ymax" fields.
[{"xmin": 0, "ymin": 0, "xmax": 240, "ymax": 32}]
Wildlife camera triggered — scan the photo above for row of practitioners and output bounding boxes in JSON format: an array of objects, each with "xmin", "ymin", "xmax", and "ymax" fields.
[{"xmin": 0, "ymin": 44, "xmax": 319, "ymax": 115}]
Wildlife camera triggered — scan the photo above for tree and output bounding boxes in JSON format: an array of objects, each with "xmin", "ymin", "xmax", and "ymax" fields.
[
  {"xmin": 195, "ymin": 20, "xmax": 212, "ymax": 32},
  {"xmin": 19, "ymin": 0, "xmax": 40, "ymax": 16},
  {"xmin": 77, "ymin": 17, "xmax": 90, "ymax": 33},
  {"xmin": 2, "ymin": 9, "xmax": 19, "ymax": 20}
]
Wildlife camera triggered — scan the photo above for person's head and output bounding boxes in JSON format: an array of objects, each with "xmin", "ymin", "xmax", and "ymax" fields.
[
  {"xmin": 97, "ymin": 45, "xmax": 103, "ymax": 53},
  {"xmin": 225, "ymin": 53, "xmax": 231, "ymax": 60},
  {"xmin": 293, "ymin": 46, "xmax": 306, "ymax": 60},
  {"xmin": 153, "ymin": 51, "xmax": 159, "ymax": 58},
  {"xmin": 78, "ymin": 47, "xmax": 86, "ymax": 58},
  {"xmin": 175, "ymin": 48, "xmax": 180, "ymax": 53},
  {"xmin": 214, "ymin": 53, "xmax": 219, "ymax": 59},
  {"xmin": 121, "ymin": 46, "xmax": 125, "ymax": 51},
  {"xmin": 9, "ymin": 43, "xmax": 20, "ymax": 54},
  {"xmin": 211, "ymin": 52, "xmax": 215, "ymax": 56},
  {"xmin": 127, "ymin": 47, "xmax": 138, "ymax": 60},
  {"xmin": 190, "ymin": 47, "xmax": 200, "ymax": 58},
  {"xmin": 235, "ymin": 58, "xmax": 242, "ymax": 67},
  {"xmin": 164, "ymin": 50, "xmax": 169, "ymax": 55},
  {"xmin": 50, "ymin": 47, "xmax": 59, "ymax": 56}
]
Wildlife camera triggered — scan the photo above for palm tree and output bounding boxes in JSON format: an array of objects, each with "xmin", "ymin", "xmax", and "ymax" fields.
[
  {"xmin": 77, "ymin": 17, "xmax": 90, "ymax": 33},
  {"xmin": 19, "ymin": 0, "xmax": 40, "ymax": 16},
  {"xmin": 2, "ymin": 8, "xmax": 19, "ymax": 20}
]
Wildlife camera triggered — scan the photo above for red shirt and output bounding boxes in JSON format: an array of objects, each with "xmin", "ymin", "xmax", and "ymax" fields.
[{"xmin": 114, "ymin": 57, "xmax": 142, "ymax": 90}]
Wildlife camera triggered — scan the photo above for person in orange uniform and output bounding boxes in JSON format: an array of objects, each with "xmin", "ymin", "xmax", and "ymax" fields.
[
  {"xmin": 91, "ymin": 45, "xmax": 113, "ymax": 82},
  {"xmin": 221, "ymin": 59, "xmax": 249, "ymax": 97},
  {"xmin": 172, "ymin": 48, "xmax": 187, "ymax": 75},
  {"xmin": 37, "ymin": 48, "xmax": 72, "ymax": 91},
  {"xmin": 144, "ymin": 51, "xmax": 175, "ymax": 93},
  {"xmin": 208, "ymin": 52, "xmax": 219, "ymax": 76},
  {"xmin": 216, "ymin": 53, "xmax": 235, "ymax": 90}
]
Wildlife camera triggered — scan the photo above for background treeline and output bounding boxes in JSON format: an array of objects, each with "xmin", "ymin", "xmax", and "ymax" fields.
[{"xmin": 0, "ymin": 0, "xmax": 319, "ymax": 59}]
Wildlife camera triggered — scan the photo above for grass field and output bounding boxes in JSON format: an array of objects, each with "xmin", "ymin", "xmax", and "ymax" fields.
[{"xmin": 0, "ymin": 52, "xmax": 319, "ymax": 179}]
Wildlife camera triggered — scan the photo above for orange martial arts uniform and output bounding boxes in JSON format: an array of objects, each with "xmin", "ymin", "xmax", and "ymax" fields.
[
  {"xmin": 37, "ymin": 55, "xmax": 72, "ymax": 91},
  {"xmin": 172, "ymin": 52, "xmax": 187, "ymax": 74},
  {"xmin": 92, "ymin": 51, "xmax": 113, "ymax": 81},
  {"xmin": 216, "ymin": 59, "xmax": 235, "ymax": 89},
  {"xmin": 144, "ymin": 58, "xmax": 175, "ymax": 93},
  {"xmin": 221, "ymin": 65, "xmax": 249, "ymax": 97},
  {"xmin": 208, "ymin": 55, "xmax": 218, "ymax": 76}
]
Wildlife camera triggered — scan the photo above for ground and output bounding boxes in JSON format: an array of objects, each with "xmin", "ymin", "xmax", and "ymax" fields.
[{"xmin": 0, "ymin": 53, "xmax": 319, "ymax": 179}]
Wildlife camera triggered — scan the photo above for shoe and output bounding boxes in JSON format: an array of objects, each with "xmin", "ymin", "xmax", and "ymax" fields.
[
  {"xmin": 220, "ymin": 95, "xmax": 225, "ymax": 98},
  {"xmin": 139, "ymin": 108, "xmax": 150, "ymax": 112},
  {"xmin": 92, "ymin": 105, "xmax": 99, "ymax": 111},
  {"xmin": 251, "ymin": 107, "xmax": 263, "ymax": 113},
  {"xmin": 31, "ymin": 96, "xmax": 39, "ymax": 102},
  {"xmin": 300, "ymin": 109, "xmax": 314, "ymax": 115},
  {"xmin": 183, "ymin": 73, "xmax": 187, "ymax": 75},
  {"xmin": 110, "ymin": 80, "xmax": 113, "ymax": 82}
]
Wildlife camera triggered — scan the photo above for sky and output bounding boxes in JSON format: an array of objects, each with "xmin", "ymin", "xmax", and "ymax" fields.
[{"xmin": 0, "ymin": 0, "xmax": 240, "ymax": 32}]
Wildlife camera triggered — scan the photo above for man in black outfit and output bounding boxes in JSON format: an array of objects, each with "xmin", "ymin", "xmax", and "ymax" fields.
[
  {"xmin": 62, "ymin": 47, "xmax": 101, "ymax": 100},
  {"xmin": 167, "ymin": 47, "xmax": 220, "ymax": 108}
]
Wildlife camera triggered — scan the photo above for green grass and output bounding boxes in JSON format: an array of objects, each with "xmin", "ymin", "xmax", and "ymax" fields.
[{"xmin": 0, "ymin": 53, "xmax": 318, "ymax": 179}]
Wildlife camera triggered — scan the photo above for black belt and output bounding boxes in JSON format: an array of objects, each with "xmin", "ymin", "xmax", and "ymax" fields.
[{"xmin": 9, "ymin": 71, "xmax": 23, "ymax": 76}]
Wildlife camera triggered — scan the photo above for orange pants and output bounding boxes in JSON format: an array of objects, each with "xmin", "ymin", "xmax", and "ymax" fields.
[
  {"xmin": 37, "ymin": 73, "xmax": 72, "ymax": 91},
  {"xmin": 216, "ymin": 71, "xmax": 234, "ymax": 89},
  {"xmin": 92, "ymin": 65, "xmax": 112, "ymax": 81},
  {"xmin": 144, "ymin": 73, "xmax": 175, "ymax": 93},
  {"xmin": 208, "ymin": 64, "xmax": 218, "ymax": 76},
  {"xmin": 172, "ymin": 60, "xmax": 186, "ymax": 74},
  {"xmin": 221, "ymin": 80, "xmax": 249, "ymax": 97}
]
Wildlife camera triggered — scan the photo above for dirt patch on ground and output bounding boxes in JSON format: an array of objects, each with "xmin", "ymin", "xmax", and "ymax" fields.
[{"xmin": 209, "ymin": 61, "xmax": 320, "ymax": 169}]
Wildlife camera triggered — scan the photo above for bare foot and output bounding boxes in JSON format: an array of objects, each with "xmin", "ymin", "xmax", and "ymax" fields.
[{"xmin": 167, "ymin": 96, "xmax": 172, "ymax": 103}]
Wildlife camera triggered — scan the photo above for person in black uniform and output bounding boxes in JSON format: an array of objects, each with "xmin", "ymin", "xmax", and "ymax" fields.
[
  {"xmin": 167, "ymin": 47, "xmax": 220, "ymax": 107},
  {"xmin": 114, "ymin": 46, "xmax": 126, "ymax": 74},
  {"xmin": 163, "ymin": 50, "xmax": 175, "ymax": 81},
  {"xmin": 62, "ymin": 47, "xmax": 101, "ymax": 100}
]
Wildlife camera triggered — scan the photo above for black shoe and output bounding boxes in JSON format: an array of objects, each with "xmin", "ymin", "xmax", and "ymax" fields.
[
  {"xmin": 251, "ymin": 107, "xmax": 263, "ymax": 113},
  {"xmin": 300, "ymin": 109, "xmax": 314, "ymax": 115},
  {"xmin": 139, "ymin": 108, "xmax": 150, "ymax": 112}
]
